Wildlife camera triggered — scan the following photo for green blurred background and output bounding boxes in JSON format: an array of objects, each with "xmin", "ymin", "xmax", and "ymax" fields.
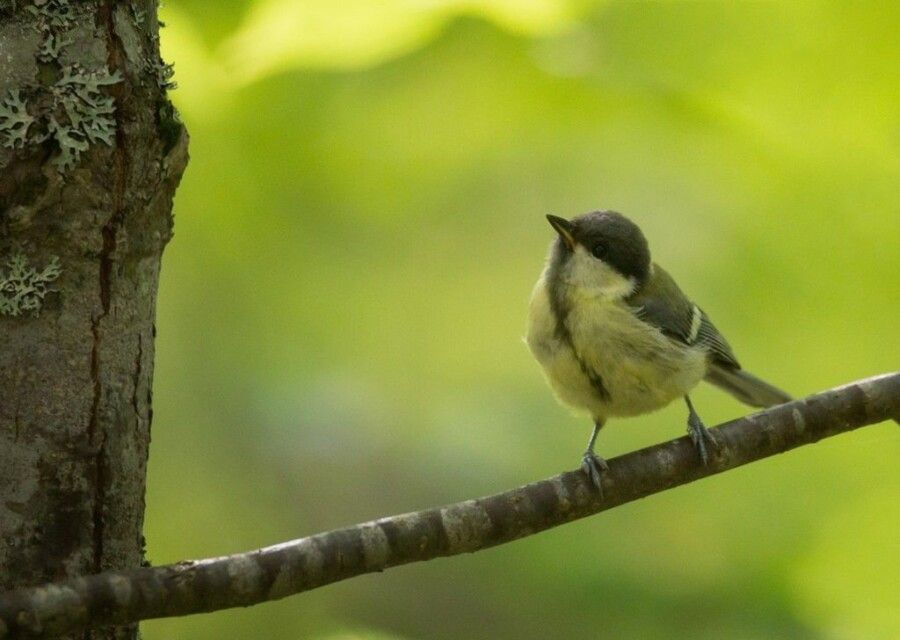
[{"xmin": 143, "ymin": 1, "xmax": 899, "ymax": 638}]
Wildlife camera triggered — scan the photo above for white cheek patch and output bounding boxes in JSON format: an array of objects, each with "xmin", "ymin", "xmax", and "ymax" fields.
[{"xmin": 568, "ymin": 246, "xmax": 637, "ymax": 299}]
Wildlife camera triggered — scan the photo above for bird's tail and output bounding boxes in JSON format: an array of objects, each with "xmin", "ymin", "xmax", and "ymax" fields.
[{"xmin": 705, "ymin": 365, "xmax": 792, "ymax": 408}]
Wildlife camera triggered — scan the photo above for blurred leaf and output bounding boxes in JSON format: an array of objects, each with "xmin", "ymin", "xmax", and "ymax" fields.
[
  {"xmin": 147, "ymin": 2, "xmax": 900, "ymax": 639},
  {"xmin": 791, "ymin": 488, "xmax": 900, "ymax": 640},
  {"xmin": 218, "ymin": 0, "xmax": 595, "ymax": 83}
]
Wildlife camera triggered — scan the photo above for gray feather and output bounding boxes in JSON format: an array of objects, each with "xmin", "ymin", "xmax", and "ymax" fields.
[
  {"xmin": 705, "ymin": 365, "xmax": 792, "ymax": 408},
  {"xmin": 629, "ymin": 264, "xmax": 740, "ymax": 369},
  {"xmin": 630, "ymin": 264, "xmax": 790, "ymax": 408},
  {"xmin": 693, "ymin": 309, "xmax": 740, "ymax": 369}
]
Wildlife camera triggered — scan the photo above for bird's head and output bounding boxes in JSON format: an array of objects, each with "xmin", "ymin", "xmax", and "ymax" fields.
[{"xmin": 546, "ymin": 211, "xmax": 651, "ymax": 298}]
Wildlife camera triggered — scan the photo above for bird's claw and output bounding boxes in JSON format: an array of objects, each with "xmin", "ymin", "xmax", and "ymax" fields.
[
  {"xmin": 581, "ymin": 451, "xmax": 609, "ymax": 494},
  {"xmin": 687, "ymin": 415, "xmax": 718, "ymax": 465}
]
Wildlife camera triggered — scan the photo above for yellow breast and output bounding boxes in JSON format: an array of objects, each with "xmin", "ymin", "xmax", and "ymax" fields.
[{"xmin": 527, "ymin": 275, "xmax": 707, "ymax": 420}]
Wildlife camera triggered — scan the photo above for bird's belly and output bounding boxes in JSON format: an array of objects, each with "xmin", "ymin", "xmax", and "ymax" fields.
[
  {"xmin": 569, "ymin": 301, "xmax": 707, "ymax": 417},
  {"xmin": 534, "ymin": 341, "xmax": 611, "ymax": 418},
  {"xmin": 526, "ymin": 280, "xmax": 707, "ymax": 420},
  {"xmin": 594, "ymin": 346, "xmax": 704, "ymax": 417}
]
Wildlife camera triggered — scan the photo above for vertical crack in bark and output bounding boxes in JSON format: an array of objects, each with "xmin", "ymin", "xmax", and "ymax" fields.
[
  {"xmin": 12, "ymin": 355, "xmax": 21, "ymax": 441},
  {"xmin": 0, "ymin": 3, "xmax": 184, "ymax": 635},
  {"xmin": 147, "ymin": 323, "xmax": 156, "ymax": 435},
  {"xmin": 87, "ymin": 317, "xmax": 105, "ymax": 579},
  {"xmin": 131, "ymin": 332, "xmax": 143, "ymax": 418},
  {"xmin": 85, "ymin": 2, "xmax": 131, "ymax": 591},
  {"xmin": 87, "ymin": 316, "xmax": 109, "ymax": 624}
]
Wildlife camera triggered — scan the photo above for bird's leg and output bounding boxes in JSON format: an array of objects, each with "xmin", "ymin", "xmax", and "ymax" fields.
[
  {"xmin": 581, "ymin": 420, "xmax": 609, "ymax": 493},
  {"xmin": 685, "ymin": 395, "xmax": 717, "ymax": 465}
]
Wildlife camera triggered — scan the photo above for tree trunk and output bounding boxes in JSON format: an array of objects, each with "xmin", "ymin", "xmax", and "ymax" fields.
[{"xmin": 0, "ymin": 1, "xmax": 187, "ymax": 638}]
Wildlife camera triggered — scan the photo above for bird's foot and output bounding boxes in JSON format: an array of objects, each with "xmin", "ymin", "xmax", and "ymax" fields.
[
  {"xmin": 687, "ymin": 413, "xmax": 718, "ymax": 465},
  {"xmin": 581, "ymin": 451, "xmax": 609, "ymax": 494}
]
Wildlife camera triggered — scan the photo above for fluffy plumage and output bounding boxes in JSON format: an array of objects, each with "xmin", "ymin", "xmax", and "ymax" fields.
[{"xmin": 527, "ymin": 210, "xmax": 790, "ymax": 426}]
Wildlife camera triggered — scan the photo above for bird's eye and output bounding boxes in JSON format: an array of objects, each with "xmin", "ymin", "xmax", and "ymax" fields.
[{"xmin": 591, "ymin": 242, "xmax": 608, "ymax": 259}]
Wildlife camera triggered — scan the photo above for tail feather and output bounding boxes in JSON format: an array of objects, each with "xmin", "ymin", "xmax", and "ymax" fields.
[{"xmin": 705, "ymin": 365, "xmax": 791, "ymax": 408}]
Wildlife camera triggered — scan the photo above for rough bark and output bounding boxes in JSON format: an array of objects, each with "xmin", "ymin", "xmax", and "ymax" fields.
[
  {"xmin": 0, "ymin": 2, "xmax": 187, "ymax": 639},
  {"xmin": 0, "ymin": 373, "xmax": 896, "ymax": 639}
]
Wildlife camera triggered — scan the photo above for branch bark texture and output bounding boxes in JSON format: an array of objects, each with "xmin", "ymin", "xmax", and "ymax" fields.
[
  {"xmin": 1, "ymin": 373, "xmax": 897, "ymax": 639},
  {"xmin": 0, "ymin": 2, "xmax": 187, "ymax": 639}
]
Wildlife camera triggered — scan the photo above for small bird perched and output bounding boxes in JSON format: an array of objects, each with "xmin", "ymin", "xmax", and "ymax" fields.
[{"xmin": 526, "ymin": 211, "xmax": 791, "ymax": 491}]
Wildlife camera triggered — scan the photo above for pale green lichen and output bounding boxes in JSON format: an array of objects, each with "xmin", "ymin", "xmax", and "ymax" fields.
[
  {"xmin": 0, "ymin": 66, "xmax": 122, "ymax": 170},
  {"xmin": 0, "ymin": 253, "xmax": 62, "ymax": 317},
  {"xmin": 28, "ymin": 0, "xmax": 77, "ymax": 61},
  {"xmin": 37, "ymin": 28, "xmax": 73, "ymax": 61},
  {"xmin": 154, "ymin": 58, "xmax": 176, "ymax": 91},
  {"xmin": 0, "ymin": 90, "xmax": 35, "ymax": 149},
  {"xmin": 125, "ymin": 1, "xmax": 177, "ymax": 91},
  {"xmin": 149, "ymin": 13, "xmax": 178, "ymax": 91},
  {"xmin": 130, "ymin": 3, "xmax": 146, "ymax": 26},
  {"xmin": 28, "ymin": 0, "xmax": 75, "ymax": 31},
  {"xmin": 48, "ymin": 65, "xmax": 123, "ymax": 170},
  {"xmin": 0, "ymin": 0, "xmax": 122, "ymax": 171}
]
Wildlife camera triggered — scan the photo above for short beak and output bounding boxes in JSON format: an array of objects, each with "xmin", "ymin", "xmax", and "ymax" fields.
[{"xmin": 546, "ymin": 214, "xmax": 575, "ymax": 250}]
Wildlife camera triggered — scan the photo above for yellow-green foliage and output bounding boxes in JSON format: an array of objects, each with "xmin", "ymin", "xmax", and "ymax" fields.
[{"xmin": 123, "ymin": 2, "xmax": 900, "ymax": 639}]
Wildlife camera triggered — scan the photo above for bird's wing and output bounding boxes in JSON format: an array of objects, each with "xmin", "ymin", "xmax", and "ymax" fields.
[{"xmin": 628, "ymin": 264, "xmax": 741, "ymax": 369}]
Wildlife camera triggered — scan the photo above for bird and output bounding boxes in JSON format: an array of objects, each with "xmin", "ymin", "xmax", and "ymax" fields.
[{"xmin": 526, "ymin": 210, "xmax": 791, "ymax": 491}]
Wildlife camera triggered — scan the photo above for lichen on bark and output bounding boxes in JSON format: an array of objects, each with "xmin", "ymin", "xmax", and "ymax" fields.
[
  {"xmin": 0, "ymin": 64, "xmax": 123, "ymax": 170},
  {"xmin": 0, "ymin": 0, "xmax": 178, "ymax": 172},
  {"xmin": 0, "ymin": 251, "xmax": 61, "ymax": 316},
  {"xmin": 0, "ymin": 2, "xmax": 188, "ymax": 640}
]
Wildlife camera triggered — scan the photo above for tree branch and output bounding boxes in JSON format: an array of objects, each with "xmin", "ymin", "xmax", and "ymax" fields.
[{"xmin": 1, "ymin": 373, "xmax": 897, "ymax": 639}]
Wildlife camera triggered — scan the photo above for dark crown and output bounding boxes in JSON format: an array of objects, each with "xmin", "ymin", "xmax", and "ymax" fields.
[{"xmin": 568, "ymin": 211, "xmax": 651, "ymax": 283}]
